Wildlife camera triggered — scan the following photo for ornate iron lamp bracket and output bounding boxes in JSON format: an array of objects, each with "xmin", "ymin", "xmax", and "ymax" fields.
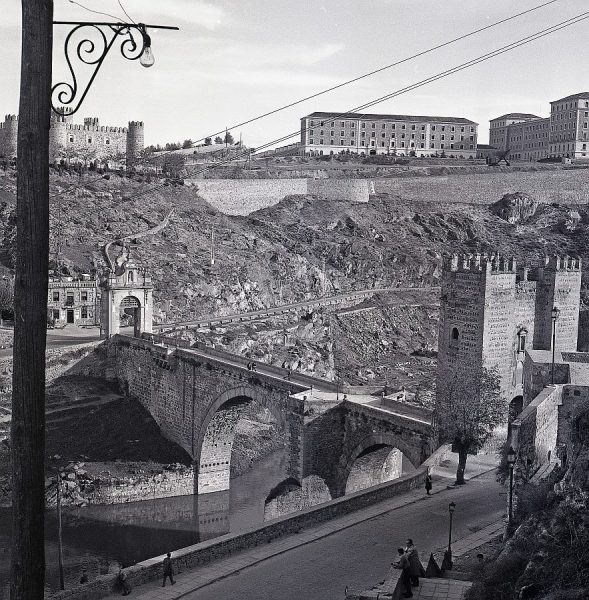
[{"xmin": 51, "ymin": 21, "xmax": 178, "ymax": 116}]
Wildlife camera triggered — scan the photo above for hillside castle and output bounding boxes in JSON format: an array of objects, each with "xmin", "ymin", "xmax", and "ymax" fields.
[
  {"xmin": 436, "ymin": 254, "xmax": 582, "ymax": 419},
  {"xmin": 0, "ymin": 108, "xmax": 144, "ymax": 165}
]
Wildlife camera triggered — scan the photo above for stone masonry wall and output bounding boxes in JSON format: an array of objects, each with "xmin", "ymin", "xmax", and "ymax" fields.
[{"xmin": 191, "ymin": 178, "xmax": 369, "ymax": 216}]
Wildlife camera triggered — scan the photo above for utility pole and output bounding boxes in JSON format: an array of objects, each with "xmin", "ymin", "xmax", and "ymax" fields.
[
  {"xmin": 11, "ymin": 1, "xmax": 53, "ymax": 598},
  {"xmin": 210, "ymin": 223, "xmax": 215, "ymax": 266}
]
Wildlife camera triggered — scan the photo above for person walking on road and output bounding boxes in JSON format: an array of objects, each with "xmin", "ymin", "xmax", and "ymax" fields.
[
  {"xmin": 405, "ymin": 539, "xmax": 424, "ymax": 587},
  {"xmin": 162, "ymin": 552, "xmax": 175, "ymax": 587},
  {"xmin": 425, "ymin": 471, "xmax": 433, "ymax": 495},
  {"xmin": 393, "ymin": 547, "xmax": 413, "ymax": 598}
]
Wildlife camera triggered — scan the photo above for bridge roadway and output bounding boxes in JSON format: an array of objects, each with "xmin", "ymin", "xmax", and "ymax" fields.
[
  {"xmin": 153, "ymin": 286, "xmax": 440, "ymax": 333},
  {"xmin": 143, "ymin": 333, "xmax": 432, "ymax": 427}
]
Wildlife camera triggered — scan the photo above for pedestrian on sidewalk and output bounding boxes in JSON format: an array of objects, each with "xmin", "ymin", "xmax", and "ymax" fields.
[
  {"xmin": 425, "ymin": 471, "xmax": 433, "ymax": 495},
  {"xmin": 162, "ymin": 552, "xmax": 176, "ymax": 587},
  {"xmin": 405, "ymin": 539, "xmax": 424, "ymax": 587},
  {"xmin": 118, "ymin": 569, "xmax": 132, "ymax": 596},
  {"xmin": 393, "ymin": 547, "xmax": 413, "ymax": 598}
]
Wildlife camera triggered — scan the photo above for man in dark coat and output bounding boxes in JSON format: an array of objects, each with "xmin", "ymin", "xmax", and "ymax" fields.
[
  {"xmin": 405, "ymin": 539, "xmax": 424, "ymax": 587},
  {"xmin": 162, "ymin": 552, "xmax": 175, "ymax": 587},
  {"xmin": 393, "ymin": 547, "xmax": 413, "ymax": 598}
]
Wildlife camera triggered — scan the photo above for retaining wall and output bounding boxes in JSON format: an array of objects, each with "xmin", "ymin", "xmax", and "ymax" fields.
[
  {"xmin": 191, "ymin": 178, "xmax": 369, "ymax": 215},
  {"xmin": 48, "ymin": 467, "xmax": 427, "ymax": 600}
]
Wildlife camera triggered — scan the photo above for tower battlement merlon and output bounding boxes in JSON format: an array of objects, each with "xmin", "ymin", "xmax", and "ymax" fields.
[
  {"xmin": 543, "ymin": 255, "xmax": 582, "ymax": 271},
  {"xmin": 4, "ymin": 114, "xmax": 18, "ymax": 122},
  {"xmin": 442, "ymin": 253, "xmax": 516, "ymax": 274}
]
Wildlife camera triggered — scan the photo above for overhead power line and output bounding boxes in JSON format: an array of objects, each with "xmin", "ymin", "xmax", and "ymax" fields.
[
  {"xmin": 48, "ymin": 0, "xmax": 560, "ymax": 201},
  {"xmin": 185, "ymin": 0, "xmax": 561, "ymax": 149}
]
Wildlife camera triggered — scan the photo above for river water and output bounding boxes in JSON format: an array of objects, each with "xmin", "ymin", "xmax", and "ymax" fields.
[{"xmin": 0, "ymin": 448, "xmax": 288, "ymax": 594}]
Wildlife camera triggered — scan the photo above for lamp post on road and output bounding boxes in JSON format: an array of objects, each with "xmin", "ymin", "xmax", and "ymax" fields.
[
  {"xmin": 551, "ymin": 306, "xmax": 560, "ymax": 385},
  {"xmin": 442, "ymin": 501, "xmax": 456, "ymax": 571},
  {"xmin": 507, "ymin": 446, "xmax": 516, "ymax": 531}
]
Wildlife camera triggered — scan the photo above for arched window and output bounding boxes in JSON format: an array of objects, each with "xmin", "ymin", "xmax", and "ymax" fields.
[
  {"xmin": 451, "ymin": 327, "xmax": 459, "ymax": 341},
  {"xmin": 517, "ymin": 328, "xmax": 528, "ymax": 353},
  {"xmin": 128, "ymin": 271, "xmax": 134, "ymax": 283}
]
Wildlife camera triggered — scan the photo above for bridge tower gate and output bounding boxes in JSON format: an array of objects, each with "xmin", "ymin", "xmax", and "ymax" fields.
[{"xmin": 100, "ymin": 258, "xmax": 153, "ymax": 338}]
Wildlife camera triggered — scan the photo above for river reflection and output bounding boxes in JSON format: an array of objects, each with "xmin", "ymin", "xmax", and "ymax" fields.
[{"xmin": 0, "ymin": 448, "xmax": 288, "ymax": 594}]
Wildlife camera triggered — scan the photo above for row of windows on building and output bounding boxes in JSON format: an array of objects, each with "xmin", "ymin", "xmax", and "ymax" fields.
[
  {"xmin": 309, "ymin": 130, "xmax": 474, "ymax": 142},
  {"xmin": 308, "ymin": 139, "xmax": 474, "ymax": 149},
  {"xmin": 67, "ymin": 135, "xmax": 112, "ymax": 145},
  {"xmin": 50, "ymin": 307, "xmax": 93, "ymax": 320},
  {"xmin": 49, "ymin": 290, "xmax": 93, "ymax": 303},
  {"xmin": 308, "ymin": 120, "xmax": 475, "ymax": 133},
  {"xmin": 552, "ymin": 100, "xmax": 589, "ymax": 111}
]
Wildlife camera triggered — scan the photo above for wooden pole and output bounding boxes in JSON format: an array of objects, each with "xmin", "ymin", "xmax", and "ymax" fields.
[
  {"xmin": 56, "ymin": 475, "xmax": 65, "ymax": 590},
  {"xmin": 11, "ymin": 1, "xmax": 53, "ymax": 598}
]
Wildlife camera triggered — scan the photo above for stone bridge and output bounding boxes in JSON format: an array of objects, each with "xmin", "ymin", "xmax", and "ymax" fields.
[{"xmin": 107, "ymin": 334, "xmax": 435, "ymax": 501}]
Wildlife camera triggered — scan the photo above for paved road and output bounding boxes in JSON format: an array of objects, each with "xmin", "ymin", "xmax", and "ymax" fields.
[
  {"xmin": 182, "ymin": 470, "xmax": 504, "ymax": 600},
  {"xmin": 154, "ymin": 286, "xmax": 440, "ymax": 332}
]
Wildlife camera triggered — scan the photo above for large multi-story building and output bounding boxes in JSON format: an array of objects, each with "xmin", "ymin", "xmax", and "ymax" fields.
[
  {"xmin": 436, "ymin": 254, "xmax": 581, "ymax": 427},
  {"xmin": 47, "ymin": 275, "xmax": 100, "ymax": 326},
  {"xmin": 489, "ymin": 92, "xmax": 589, "ymax": 160},
  {"xmin": 0, "ymin": 108, "xmax": 144, "ymax": 166},
  {"xmin": 300, "ymin": 112, "xmax": 478, "ymax": 157}
]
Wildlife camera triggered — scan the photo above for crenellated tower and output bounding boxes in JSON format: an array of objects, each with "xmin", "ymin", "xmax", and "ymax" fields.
[
  {"xmin": 126, "ymin": 120, "xmax": 144, "ymax": 167},
  {"xmin": 0, "ymin": 114, "xmax": 18, "ymax": 158},
  {"xmin": 436, "ymin": 253, "xmax": 582, "ymax": 429}
]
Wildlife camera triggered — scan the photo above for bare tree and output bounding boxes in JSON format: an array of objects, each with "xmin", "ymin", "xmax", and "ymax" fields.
[{"xmin": 437, "ymin": 366, "xmax": 505, "ymax": 484}]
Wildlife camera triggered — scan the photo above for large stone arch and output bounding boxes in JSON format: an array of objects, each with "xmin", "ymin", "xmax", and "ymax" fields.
[
  {"xmin": 194, "ymin": 385, "xmax": 290, "ymax": 495},
  {"xmin": 335, "ymin": 433, "xmax": 417, "ymax": 498}
]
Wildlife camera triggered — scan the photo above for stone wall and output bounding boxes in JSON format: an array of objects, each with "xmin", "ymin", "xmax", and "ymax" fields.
[
  {"xmin": 48, "ymin": 466, "xmax": 427, "ymax": 600},
  {"xmin": 190, "ymin": 178, "xmax": 369, "ymax": 216},
  {"xmin": 512, "ymin": 386, "xmax": 562, "ymax": 473}
]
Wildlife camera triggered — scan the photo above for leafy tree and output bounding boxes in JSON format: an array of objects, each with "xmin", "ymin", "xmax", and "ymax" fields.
[
  {"xmin": 182, "ymin": 139, "xmax": 193, "ymax": 149},
  {"xmin": 161, "ymin": 153, "xmax": 186, "ymax": 178},
  {"xmin": 204, "ymin": 137, "xmax": 212, "ymax": 146},
  {"xmin": 214, "ymin": 136, "xmax": 223, "ymax": 145},
  {"xmin": 224, "ymin": 131, "xmax": 234, "ymax": 145},
  {"xmin": 437, "ymin": 366, "xmax": 505, "ymax": 484}
]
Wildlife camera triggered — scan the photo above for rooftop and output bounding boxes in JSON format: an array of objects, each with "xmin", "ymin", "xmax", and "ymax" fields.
[
  {"xmin": 303, "ymin": 111, "xmax": 477, "ymax": 125},
  {"xmin": 490, "ymin": 113, "xmax": 541, "ymax": 121},
  {"xmin": 551, "ymin": 92, "xmax": 589, "ymax": 103}
]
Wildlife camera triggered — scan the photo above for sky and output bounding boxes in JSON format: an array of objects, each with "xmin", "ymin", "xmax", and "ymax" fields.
[{"xmin": 2, "ymin": 0, "xmax": 589, "ymax": 146}]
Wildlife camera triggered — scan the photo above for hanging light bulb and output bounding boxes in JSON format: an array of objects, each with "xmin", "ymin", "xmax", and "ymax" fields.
[
  {"xmin": 140, "ymin": 45, "xmax": 155, "ymax": 68},
  {"xmin": 139, "ymin": 26, "xmax": 155, "ymax": 68}
]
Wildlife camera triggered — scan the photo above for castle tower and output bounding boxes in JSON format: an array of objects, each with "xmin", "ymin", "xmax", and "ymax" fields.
[
  {"xmin": 0, "ymin": 115, "xmax": 18, "ymax": 158},
  {"xmin": 126, "ymin": 121, "xmax": 144, "ymax": 168},
  {"xmin": 436, "ymin": 254, "xmax": 519, "ymax": 408},
  {"xmin": 100, "ymin": 257, "xmax": 153, "ymax": 339},
  {"xmin": 84, "ymin": 117, "xmax": 100, "ymax": 127},
  {"xmin": 533, "ymin": 256, "xmax": 582, "ymax": 352}
]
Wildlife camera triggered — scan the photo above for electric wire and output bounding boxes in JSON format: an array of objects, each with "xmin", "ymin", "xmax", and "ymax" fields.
[
  {"xmin": 117, "ymin": 7, "xmax": 589, "ymax": 204},
  {"xmin": 49, "ymin": 0, "xmax": 562, "ymax": 200},
  {"xmin": 66, "ymin": 0, "xmax": 123, "ymax": 23},
  {"xmin": 182, "ymin": 0, "xmax": 561, "ymax": 149}
]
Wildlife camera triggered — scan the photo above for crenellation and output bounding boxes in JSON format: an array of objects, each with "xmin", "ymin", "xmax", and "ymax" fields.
[
  {"xmin": 0, "ymin": 110, "xmax": 141, "ymax": 164},
  {"xmin": 437, "ymin": 254, "xmax": 582, "ymax": 427}
]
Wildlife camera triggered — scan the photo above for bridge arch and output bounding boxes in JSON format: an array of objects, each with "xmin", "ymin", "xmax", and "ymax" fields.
[
  {"xmin": 336, "ymin": 433, "xmax": 417, "ymax": 498},
  {"xmin": 195, "ymin": 385, "xmax": 289, "ymax": 495}
]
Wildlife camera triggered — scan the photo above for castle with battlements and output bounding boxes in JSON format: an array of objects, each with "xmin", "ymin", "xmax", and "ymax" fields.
[
  {"xmin": 0, "ymin": 108, "xmax": 144, "ymax": 166},
  {"xmin": 436, "ymin": 254, "xmax": 582, "ymax": 421}
]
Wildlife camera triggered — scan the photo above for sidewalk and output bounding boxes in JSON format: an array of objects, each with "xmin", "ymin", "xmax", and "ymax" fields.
[{"xmin": 102, "ymin": 453, "xmax": 499, "ymax": 600}]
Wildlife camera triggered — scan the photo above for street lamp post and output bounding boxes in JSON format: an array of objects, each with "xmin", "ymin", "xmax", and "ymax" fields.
[
  {"xmin": 507, "ymin": 446, "xmax": 516, "ymax": 531},
  {"xmin": 442, "ymin": 501, "xmax": 456, "ymax": 571},
  {"xmin": 551, "ymin": 306, "xmax": 560, "ymax": 385}
]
